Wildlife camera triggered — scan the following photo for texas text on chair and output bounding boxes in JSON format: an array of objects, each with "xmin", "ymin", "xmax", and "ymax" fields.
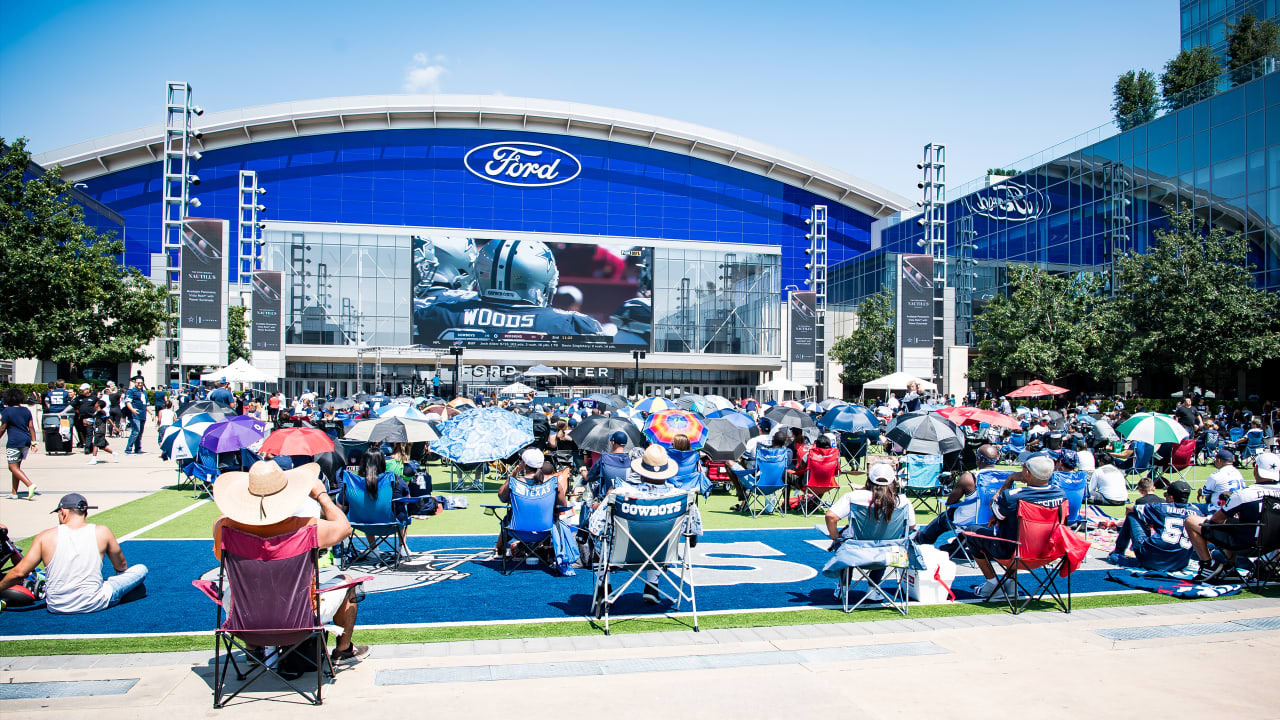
[{"xmin": 483, "ymin": 449, "xmax": 575, "ymax": 575}]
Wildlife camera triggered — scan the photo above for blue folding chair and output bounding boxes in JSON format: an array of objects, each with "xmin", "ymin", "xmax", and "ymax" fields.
[
  {"xmin": 1200, "ymin": 429, "xmax": 1220, "ymax": 465},
  {"xmin": 182, "ymin": 462, "xmax": 221, "ymax": 499},
  {"xmin": 826, "ymin": 504, "xmax": 915, "ymax": 615},
  {"xmin": 1000, "ymin": 434, "xmax": 1026, "ymax": 463},
  {"xmin": 337, "ymin": 469, "xmax": 414, "ymax": 569},
  {"xmin": 667, "ymin": 448, "xmax": 710, "ymax": 497},
  {"xmin": 1052, "ymin": 471, "xmax": 1089, "ymax": 528},
  {"xmin": 901, "ymin": 454, "xmax": 945, "ymax": 515},
  {"xmin": 933, "ymin": 492, "xmax": 982, "ymax": 566},
  {"xmin": 481, "ymin": 475, "xmax": 559, "ymax": 575},
  {"xmin": 1241, "ymin": 429, "xmax": 1264, "ymax": 465},
  {"xmin": 973, "ymin": 470, "xmax": 1014, "ymax": 526},
  {"xmin": 1228, "ymin": 426, "xmax": 1245, "ymax": 445},
  {"xmin": 741, "ymin": 447, "xmax": 790, "ymax": 516},
  {"xmin": 1124, "ymin": 441, "xmax": 1156, "ymax": 489},
  {"xmin": 591, "ymin": 492, "xmax": 698, "ymax": 634}
]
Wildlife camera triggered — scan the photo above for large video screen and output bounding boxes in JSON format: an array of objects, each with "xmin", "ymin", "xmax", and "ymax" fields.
[{"xmin": 412, "ymin": 235, "xmax": 651, "ymax": 352}]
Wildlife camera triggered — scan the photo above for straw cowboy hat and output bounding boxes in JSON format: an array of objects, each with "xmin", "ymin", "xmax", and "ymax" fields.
[
  {"xmin": 631, "ymin": 444, "xmax": 678, "ymax": 481},
  {"xmin": 214, "ymin": 460, "xmax": 320, "ymax": 526}
]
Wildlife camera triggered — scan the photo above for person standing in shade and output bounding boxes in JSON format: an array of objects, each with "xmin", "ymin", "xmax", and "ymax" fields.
[
  {"xmin": 209, "ymin": 380, "xmax": 235, "ymax": 407},
  {"xmin": 123, "ymin": 376, "xmax": 148, "ymax": 454},
  {"xmin": 72, "ymin": 384, "xmax": 96, "ymax": 452},
  {"xmin": 1, "ymin": 388, "xmax": 38, "ymax": 500}
]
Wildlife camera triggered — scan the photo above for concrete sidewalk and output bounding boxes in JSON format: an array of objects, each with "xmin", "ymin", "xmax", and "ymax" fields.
[
  {"xmin": 3, "ymin": 598, "xmax": 1278, "ymax": 718},
  {"xmin": 1, "ymin": 429, "xmax": 171, "ymax": 541}
]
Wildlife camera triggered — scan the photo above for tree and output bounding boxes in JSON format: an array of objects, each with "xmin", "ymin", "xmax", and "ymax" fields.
[
  {"xmin": 828, "ymin": 287, "xmax": 895, "ymax": 387},
  {"xmin": 1112, "ymin": 69, "xmax": 1159, "ymax": 130},
  {"xmin": 970, "ymin": 265, "xmax": 1127, "ymax": 384},
  {"xmin": 0, "ymin": 138, "xmax": 169, "ymax": 372},
  {"xmin": 1114, "ymin": 205, "xmax": 1280, "ymax": 387},
  {"xmin": 227, "ymin": 305, "xmax": 250, "ymax": 363},
  {"xmin": 1226, "ymin": 12, "xmax": 1280, "ymax": 85},
  {"xmin": 1161, "ymin": 47, "xmax": 1221, "ymax": 109}
]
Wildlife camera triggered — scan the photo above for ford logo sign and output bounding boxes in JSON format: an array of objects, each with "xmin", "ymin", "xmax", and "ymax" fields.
[
  {"xmin": 960, "ymin": 181, "xmax": 1050, "ymax": 223},
  {"xmin": 463, "ymin": 141, "xmax": 582, "ymax": 188}
]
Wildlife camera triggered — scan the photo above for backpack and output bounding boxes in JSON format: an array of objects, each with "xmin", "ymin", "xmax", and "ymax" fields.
[{"xmin": 530, "ymin": 414, "xmax": 551, "ymax": 450}]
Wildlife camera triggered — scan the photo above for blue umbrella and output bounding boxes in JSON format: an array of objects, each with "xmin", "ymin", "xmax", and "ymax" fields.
[
  {"xmin": 634, "ymin": 397, "xmax": 678, "ymax": 414},
  {"xmin": 161, "ymin": 414, "xmax": 217, "ymax": 461},
  {"xmin": 817, "ymin": 404, "xmax": 879, "ymax": 433},
  {"xmin": 586, "ymin": 393, "xmax": 621, "ymax": 409},
  {"xmin": 376, "ymin": 404, "xmax": 429, "ymax": 420},
  {"xmin": 200, "ymin": 416, "xmax": 268, "ymax": 453},
  {"xmin": 434, "ymin": 407, "xmax": 534, "ymax": 464},
  {"xmin": 705, "ymin": 408, "xmax": 756, "ymax": 429}
]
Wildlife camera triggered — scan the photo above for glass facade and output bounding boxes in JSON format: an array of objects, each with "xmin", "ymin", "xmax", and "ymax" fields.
[
  {"xmin": 835, "ymin": 70, "xmax": 1280, "ymax": 328},
  {"xmin": 652, "ymin": 247, "xmax": 781, "ymax": 356},
  {"xmin": 1181, "ymin": 0, "xmax": 1280, "ymax": 57}
]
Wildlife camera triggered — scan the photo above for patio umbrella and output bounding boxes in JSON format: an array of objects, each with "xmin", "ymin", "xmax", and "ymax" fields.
[
  {"xmin": 160, "ymin": 415, "xmax": 216, "ymax": 461},
  {"xmin": 1117, "ymin": 413, "xmax": 1189, "ymax": 445},
  {"xmin": 375, "ymin": 404, "xmax": 429, "ymax": 420},
  {"xmin": 818, "ymin": 398, "xmax": 849, "ymax": 411},
  {"xmin": 644, "ymin": 409, "xmax": 707, "ymax": 449},
  {"xmin": 778, "ymin": 399, "xmax": 804, "ymax": 411},
  {"xmin": 178, "ymin": 400, "xmax": 233, "ymax": 420},
  {"xmin": 935, "ymin": 406, "xmax": 1020, "ymax": 430},
  {"xmin": 200, "ymin": 416, "xmax": 269, "ymax": 453},
  {"xmin": 434, "ymin": 407, "xmax": 534, "ymax": 464},
  {"xmin": 886, "ymin": 411, "xmax": 964, "ymax": 455},
  {"xmin": 817, "ymin": 404, "xmax": 879, "ymax": 433},
  {"xmin": 762, "ymin": 405, "xmax": 816, "ymax": 431},
  {"xmin": 803, "ymin": 402, "xmax": 823, "ymax": 414},
  {"xmin": 569, "ymin": 415, "xmax": 646, "ymax": 454},
  {"xmin": 705, "ymin": 408, "xmax": 756, "ymax": 429},
  {"xmin": 702, "ymin": 395, "xmax": 735, "ymax": 412},
  {"xmin": 423, "ymin": 404, "xmax": 460, "ymax": 419},
  {"xmin": 1005, "ymin": 379, "xmax": 1069, "ymax": 398},
  {"xmin": 345, "ymin": 416, "xmax": 439, "ymax": 444},
  {"xmin": 634, "ymin": 397, "xmax": 678, "ymax": 414},
  {"xmin": 702, "ymin": 418, "xmax": 751, "ymax": 462},
  {"xmin": 449, "ymin": 397, "xmax": 477, "ymax": 409},
  {"xmin": 259, "ymin": 427, "xmax": 335, "ymax": 457}
]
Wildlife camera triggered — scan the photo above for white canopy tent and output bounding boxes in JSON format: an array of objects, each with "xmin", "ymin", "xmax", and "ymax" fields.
[
  {"xmin": 200, "ymin": 358, "xmax": 270, "ymax": 384},
  {"xmin": 860, "ymin": 372, "xmax": 937, "ymax": 392},
  {"xmin": 500, "ymin": 382, "xmax": 536, "ymax": 395},
  {"xmin": 523, "ymin": 364, "xmax": 560, "ymax": 377},
  {"xmin": 756, "ymin": 377, "xmax": 808, "ymax": 393}
]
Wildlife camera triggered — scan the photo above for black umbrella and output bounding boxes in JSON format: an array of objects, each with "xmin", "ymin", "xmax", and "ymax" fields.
[
  {"xmin": 762, "ymin": 405, "xmax": 816, "ymax": 430},
  {"xmin": 818, "ymin": 398, "xmax": 848, "ymax": 411},
  {"xmin": 885, "ymin": 411, "xmax": 964, "ymax": 455},
  {"xmin": 606, "ymin": 394, "xmax": 630, "ymax": 409},
  {"xmin": 702, "ymin": 418, "xmax": 751, "ymax": 462},
  {"xmin": 178, "ymin": 400, "xmax": 233, "ymax": 420},
  {"xmin": 569, "ymin": 415, "xmax": 645, "ymax": 454},
  {"xmin": 328, "ymin": 398, "xmax": 356, "ymax": 410}
]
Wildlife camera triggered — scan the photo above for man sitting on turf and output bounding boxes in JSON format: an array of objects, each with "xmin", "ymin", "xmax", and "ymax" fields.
[
  {"xmin": 0, "ymin": 494, "xmax": 148, "ymax": 613},
  {"xmin": 1184, "ymin": 451, "xmax": 1280, "ymax": 583},
  {"xmin": 966, "ymin": 454, "xmax": 1066, "ymax": 599},
  {"xmin": 1108, "ymin": 480, "xmax": 1203, "ymax": 571}
]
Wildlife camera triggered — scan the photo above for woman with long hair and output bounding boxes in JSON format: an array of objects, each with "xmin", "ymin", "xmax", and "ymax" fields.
[
  {"xmin": 355, "ymin": 447, "xmax": 411, "ymax": 551},
  {"xmin": 822, "ymin": 462, "xmax": 916, "ymax": 602}
]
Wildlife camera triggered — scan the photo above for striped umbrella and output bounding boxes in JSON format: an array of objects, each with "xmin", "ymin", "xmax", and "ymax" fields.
[
  {"xmin": 634, "ymin": 397, "xmax": 678, "ymax": 414},
  {"xmin": 1117, "ymin": 413, "xmax": 1189, "ymax": 445},
  {"xmin": 160, "ymin": 413, "xmax": 217, "ymax": 461},
  {"xmin": 376, "ymin": 404, "xmax": 430, "ymax": 420},
  {"xmin": 778, "ymin": 400, "xmax": 804, "ymax": 411},
  {"xmin": 644, "ymin": 409, "xmax": 707, "ymax": 449}
]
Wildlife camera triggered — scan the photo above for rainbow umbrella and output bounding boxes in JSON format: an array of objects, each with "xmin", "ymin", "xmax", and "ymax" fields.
[{"xmin": 644, "ymin": 409, "xmax": 707, "ymax": 449}]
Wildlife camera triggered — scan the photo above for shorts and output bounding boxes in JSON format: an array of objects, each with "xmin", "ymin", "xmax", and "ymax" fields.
[
  {"xmin": 963, "ymin": 526, "xmax": 1014, "ymax": 561},
  {"xmin": 318, "ymin": 587, "xmax": 347, "ymax": 625},
  {"xmin": 1202, "ymin": 521, "xmax": 1256, "ymax": 553},
  {"xmin": 5, "ymin": 447, "xmax": 28, "ymax": 464}
]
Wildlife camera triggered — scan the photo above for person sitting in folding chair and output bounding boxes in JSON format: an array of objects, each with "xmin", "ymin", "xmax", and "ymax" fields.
[
  {"xmin": 964, "ymin": 454, "xmax": 1066, "ymax": 599},
  {"xmin": 914, "ymin": 468, "xmax": 978, "ymax": 548},
  {"xmin": 583, "ymin": 431, "xmax": 632, "ymax": 502},
  {"xmin": 490, "ymin": 449, "xmax": 570, "ymax": 571},
  {"xmin": 1200, "ymin": 448, "xmax": 1246, "ymax": 509},
  {"xmin": 1184, "ymin": 451, "xmax": 1280, "ymax": 583},
  {"xmin": 589, "ymin": 445, "xmax": 702, "ymax": 606},
  {"xmin": 339, "ymin": 448, "xmax": 415, "ymax": 566},
  {"xmin": 733, "ymin": 431, "xmax": 791, "ymax": 515},
  {"xmin": 212, "ymin": 461, "xmax": 369, "ymax": 666},
  {"xmin": 1107, "ymin": 479, "xmax": 1203, "ymax": 571},
  {"xmin": 792, "ymin": 434, "xmax": 842, "ymax": 515},
  {"xmin": 823, "ymin": 462, "xmax": 916, "ymax": 605}
]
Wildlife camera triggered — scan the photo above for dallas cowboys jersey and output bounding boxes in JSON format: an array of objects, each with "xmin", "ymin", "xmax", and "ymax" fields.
[
  {"xmin": 414, "ymin": 291, "xmax": 603, "ymax": 342},
  {"xmin": 1134, "ymin": 502, "xmax": 1203, "ymax": 572}
]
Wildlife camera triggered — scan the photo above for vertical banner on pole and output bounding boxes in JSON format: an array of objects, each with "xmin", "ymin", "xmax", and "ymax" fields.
[
  {"xmin": 897, "ymin": 254, "xmax": 935, "ymax": 380},
  {"xmin": 178, "ymin": 218, "xmax": 228, "ymax": 367},
  {"xmin": 788, "ymin": 290, "xmax": 816, "ymax": 385},
  {"xmin": 251, "ymin": 270, "xmax": 284, "ymax": 383}
]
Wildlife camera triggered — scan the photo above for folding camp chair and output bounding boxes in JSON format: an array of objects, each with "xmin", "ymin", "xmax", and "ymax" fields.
[
  {"xmin": 901, "ymin": 454, "xmax": 946, "ymax": 515},
  {"xmin": 831, "ymin": 504, "xmax": 914, "ymax": 615},
  {"xmin": 1123, "ymin": 441, "xmax": 1156, "ymax": 490},
  {"xmin": 591, "ymin": 492, "xmax": 698, "ymax": 634},
  {"xmin": 741, "ymin": 447, "xmax": 789, "ymax": 516},
  {"xmin": 668, "ymin": 448, "xmax": 710, "ymax": 497},
  {"xmin": 481, "ymin": 474, "xmax": 560, "ymax": 574},
  {"xmin": 839, "ymin": 433, "xmax": 870, "ymax": 475},
  {"xmin": 962, "ymin": 501, "xmax": 1078, "ymax": 615},
  {"xmin": 192, "ymin": 523, "xmax": 370, "ymax": 708},
  {"xmin": 1000, "ymin": 433, "xmax": 1026, "ymax": 463},
  {"xmin": 448, "ymin": 460, "xmax": 489, "ymax": 492},
  {"xmin": 932, "ymin": 493, "xmax": 981, "ymax": 566},
  {"xmin": 1052, "ymin": 471, "xmax": 1089, "ymax": 530},
  {"xmin": 1241, "ymin": 429, "xmax": 1264, "ymax": 466},
  {"xmin": 1232, "ymin": 494, "xmax": 1280, "ymax": 588},
  {"xmin": 1164, "ymin": 437, "xmax": 1197, "ymax": 481},
  {"xmin": 1199, "ymin": 429, "xmax": 1220, "ymax": 465},
  {"xmin": 182, "ymin": 462, "xmax": 221, "ymax": 499},
  {"xmin": 797, "ymin": 445, "xmax": 842, "ymax": 516},
  {"xmin": 337, "ymin": 470, "xmax": 415, "ymax": 569}
]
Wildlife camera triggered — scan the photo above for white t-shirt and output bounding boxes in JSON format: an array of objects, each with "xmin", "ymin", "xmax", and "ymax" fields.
[
  {"xmin": 829, "ymin": 489, "xmax": 916, "ymax": 538},
  {"xmin": 1088, "ymin": 464, "xmax": 1128, "ymax": 504},
  {"xmin": 1203, "ymin": 465, "xmax": 1246, "ymax": 505},
  {"xmin": 1076, "ymin": 449, "xmax": 1096, "ymax": 474},
  {"xmin": 158, "ymin": 408, "xmax": 176, "ymax": 427}
]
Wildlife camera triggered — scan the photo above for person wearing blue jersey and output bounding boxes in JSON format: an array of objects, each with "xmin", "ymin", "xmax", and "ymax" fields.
[
  {"xmin": 966, "ymin": 454, "xmax": 1067, "ymax": 599},
  {"xmin": 1108, "ymin": 480, "xmax": 1203, "ymax": 572},
  {"xmin": 1185, "ymin": 451, "xmax": 1280, "ymax": 582},
  {"xmin": 414, "ymin": 238, "xmax": 604, "ymax": 344}
]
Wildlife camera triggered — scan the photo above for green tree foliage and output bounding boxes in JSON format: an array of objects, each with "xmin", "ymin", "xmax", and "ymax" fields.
[
  {"xmin": 1161, "ymin": 47, "xmax": 1222, "ymax": 108},
  {"xmin": 1114, "ymin": 205, "xmax": 1280, "ymax": 384},
  {"xmin": 971, "ymin": 265, "xmax": 1126, "ymax": 383},
  {"xmin": 1226, "ymin": 12, "xmax": 1280, "ymax": 84},
  {"xmin": 227, "ymin": 304, "xmax": 250, "ymax": 363},
  {"xmin": 828, "ymin": 288, "xmax": 895, "ymax": 387},
  {"xmin": 0, "ymin": 138, "xmax": 169, "ymax": 370},
  {"xmin": 1112, "ymin": 69, "xmax": 1159, "ymax": 130},
  {"xmin": 987, "ymin": 168, "xmax": 1019, "ymax": 177}
]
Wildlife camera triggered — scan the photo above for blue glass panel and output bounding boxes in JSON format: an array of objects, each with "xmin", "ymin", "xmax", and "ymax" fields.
[{"xmin": 1212, "ymin": 118, "xmax": 1246, "ymax": 160}]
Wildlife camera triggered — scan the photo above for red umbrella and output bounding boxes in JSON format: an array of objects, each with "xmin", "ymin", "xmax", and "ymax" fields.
[
  {"xmin": 778, "ymin": 400, "xmax": 804, "ymax": 411},
  {"xmin": 259, "ymin": 427, "xmax": 335, "ymax": 457},
  {"xmin": 936, "ymin": 406, "xmax": 1021, "ymax": 429},
  {"xmin": 1005, "ymin": 379, "xmax": 1069, "ymax": 398}
]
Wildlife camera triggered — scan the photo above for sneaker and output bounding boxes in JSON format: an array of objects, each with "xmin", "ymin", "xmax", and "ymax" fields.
[
  {"xmin": 643, "ymin": 582, "xmax": 660, "ymax": 605},
  {"xmin": 972, "ymin": 578, "xmax": 1007, "ymax": 599},
  {"xmin": 1107, "ymin": 552, "xmax": 1122, "ymax": 565},
  {"xmin": 1192, "ymin": 561, "xmax": 1226, "ymax": 584},
  {"xmin": 5, "ymin": 494, "xmax": 16, "ymax": 500},
  {"xmin": 25, "ymin": 484, "xmax": 36, "ymax": 499},
  {"xmin": 88, "ymin": 458, "xmax": 99, "ymax": 465},
  {"xmin": 865, "ymin": 587, "xmax": 886, "ymax": 603},
  {"xmin": 330, "ymin": 644, "xmax": 370, "ymax": 664}
]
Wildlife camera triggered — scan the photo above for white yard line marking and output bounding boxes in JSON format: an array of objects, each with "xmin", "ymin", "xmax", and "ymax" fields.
[{"xmin": 118, "ymin": 500, "xmax": 209, "ymax": 542}]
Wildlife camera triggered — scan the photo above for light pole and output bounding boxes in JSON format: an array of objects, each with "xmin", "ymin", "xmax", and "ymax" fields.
[
  {"xmin": 632, "ymin": 349, "xmax": 646, "ymax": 398},
  {"xmin": 450, "ymin": 345, "xmax": 464, "ymax": 399}
]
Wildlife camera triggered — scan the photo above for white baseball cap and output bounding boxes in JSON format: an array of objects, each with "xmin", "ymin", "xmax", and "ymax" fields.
[
  {"xmin": 1256, "ymin": 451, "xmax": 1279, "ymax": 482},
  {"xmin": 520, "ymin": 448, "xmax": 545, "ymax": 470},
  {"xmin": 868, "ymin": 462, "xmax": 895, "ymax": 486},
  {"xmin": 79, "ymin": 383, "xmax": 91, "ymax": 390}
]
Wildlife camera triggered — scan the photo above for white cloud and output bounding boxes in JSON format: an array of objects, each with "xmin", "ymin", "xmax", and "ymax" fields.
[{"xmin": 403, "ymin": 52, "xmax": 447, "ymax": 93}]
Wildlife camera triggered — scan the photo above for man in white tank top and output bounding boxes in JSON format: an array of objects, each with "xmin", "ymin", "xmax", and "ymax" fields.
[{"xmin": 0, "ymin": 494, "xmax": 147, "ymax": 613}]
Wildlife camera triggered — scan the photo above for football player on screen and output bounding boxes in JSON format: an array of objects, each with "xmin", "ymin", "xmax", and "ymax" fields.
[
  {"xmin": 412, "ymin": 235, "xmax": 478, "ymax": 301},
  {"xmin": 414, "ymin": 238, "xmax": 603, "ymax": 342}
]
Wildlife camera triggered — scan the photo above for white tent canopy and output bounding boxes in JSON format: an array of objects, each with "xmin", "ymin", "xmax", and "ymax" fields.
[
  {"xmin": 523, "ymin": 364, "xmax": 560, "ymax": 377},
  {"xmin": 757, "ymin": 377, "xmax": 808, "ymax": 393},
  {"xmin": 200, "ymin": 358, "xmax": 269, "ymax": 384},
  {"xmin": 501, "ymin": 382, "xmax": 535, "ymax": 395},
  {"xmin": 861, "ymin": 372, "xmax": 937, "ymax": 392}
]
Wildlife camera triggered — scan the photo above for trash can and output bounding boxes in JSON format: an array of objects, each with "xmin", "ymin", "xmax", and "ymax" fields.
[{"xmin": 43, "ymin": 410, "xmax": 74, "ymax": 454}]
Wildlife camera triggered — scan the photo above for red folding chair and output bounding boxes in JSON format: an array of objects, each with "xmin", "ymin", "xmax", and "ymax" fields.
[
  {"xmin": 1164, "ymin": 437, "xmax": 1197, "ymax": 483},
  {"xmin": 795, "ymin": 445, "xmax": 842, "ymax": 516},
  {"xmin": 704, "ymin": 459, "xmax": 733, "ymax": 494},
  {"xmin": 193, "ymin": 524, "xmax": 370, "ymax": 707},
  {"xmin": 963, "ymin": 501, "xmax": 1088, "ymax": 614}
]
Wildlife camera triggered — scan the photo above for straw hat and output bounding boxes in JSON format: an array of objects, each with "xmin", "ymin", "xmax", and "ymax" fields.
[
  {"xmin": 631, "ymin": 445, "xmax": 678, "ymax": 481},
  {"xmin": 214, "ymin": 460, "xmax": 320, "ymax": 526}
]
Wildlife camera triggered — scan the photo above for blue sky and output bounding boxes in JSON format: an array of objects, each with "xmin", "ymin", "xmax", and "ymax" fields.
[{"xmin": 0, "ymin": 0, "xmax": 1178, "ymax": 198}]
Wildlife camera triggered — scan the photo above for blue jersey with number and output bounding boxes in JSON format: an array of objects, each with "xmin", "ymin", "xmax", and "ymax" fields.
[
  {"xmin": 1134, "ymin": 502, "xmax": 1203, "ymax": 572},
  {"xmin": 415, "ymin": 292, "xmax": 602, "ymax": 340}
]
